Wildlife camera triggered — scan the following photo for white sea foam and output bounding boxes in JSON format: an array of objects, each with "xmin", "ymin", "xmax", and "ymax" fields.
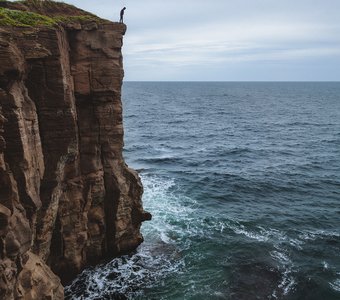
[
  {"xmin": 298, "ymin": 229, "xmax": 340, "ymax": 241},
  {"xmin": 140, "ymin": 174, "xmax": 198, "ymax": 244},
  {"xmin": 220, "ymin": 221, "xmax": 299, "ymax": 297},
  {"xmin": 66, "ymin": 172, "xmax": 338, "ymax": 299},
  {"xmin": 66, "ymin": 244, "xmax": 185, "ymax": 299},
  {"xmin": 65, "ymin": 174, "xmax": 192, "ymax": 299},
  {"xmin": 323, "ymin": 261, "xmax": 329, "ymax": 270},
  {"xmin": 288, "ymin": 238, "xmax": 304, "ymax": 250},
  {"xmin": 270, "ymin": 249, "xmax": 296, "ymax": 296},
  {"xmin": 330, "ymin": 277, "xmax": 340, "ymax": 292},
  {"xmin": 231, "ymin": 225, "xmax": 269, "ymax": 242},
  {"xmin": 227, "ymin": 223, "xmax": 303, "ymax": 252},
  {"xmin": 271, "ymin": 250, "xmax": 291, "ymax": 265}
]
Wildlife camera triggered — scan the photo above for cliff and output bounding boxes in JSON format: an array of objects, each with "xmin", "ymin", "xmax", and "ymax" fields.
[{"xmin": 0, "ymin": 1, "xmax": 151, "ymax": 298}]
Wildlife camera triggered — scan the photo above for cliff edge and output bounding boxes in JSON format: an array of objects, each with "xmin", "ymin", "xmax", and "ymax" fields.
[{"xmin": 0, "ymin": 1, "xmax": 151, "ymax": 298}]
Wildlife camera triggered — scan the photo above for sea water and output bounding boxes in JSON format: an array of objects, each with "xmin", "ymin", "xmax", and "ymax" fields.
[{"xmin": 66, "ymin": 82, "xmax": 340, "ymax": 300}]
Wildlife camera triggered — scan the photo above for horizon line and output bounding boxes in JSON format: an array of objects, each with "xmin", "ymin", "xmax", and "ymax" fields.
[{"xmin": 123, "ymin": 80, "xmax": 340, "ymax": 83}]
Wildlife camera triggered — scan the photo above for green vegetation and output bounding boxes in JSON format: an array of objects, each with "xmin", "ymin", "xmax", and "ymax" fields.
[
  {"xmin": 0, "ymin": 7, "xmax": 56, "ymax": 26},
  {"xmin": 0, "ymin": 0, "xmax": 108, "ymax": 27},
  {"xmin": 54, "ymin": 15, "xmax": 102, "ymax": 24},
  {"xmin": 21, "ymin": 0, "xmax": 72, "ymax": 11}
]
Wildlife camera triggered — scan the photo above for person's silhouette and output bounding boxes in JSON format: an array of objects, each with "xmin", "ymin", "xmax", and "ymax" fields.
[{"xmin": 120, "ymin": 7, "xmax": 126, "ymax": 23}]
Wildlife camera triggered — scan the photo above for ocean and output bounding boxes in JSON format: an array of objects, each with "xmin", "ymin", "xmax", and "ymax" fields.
[{"xmin": 66, "ymin": 82, "xmax": 340, "ymax": 300}]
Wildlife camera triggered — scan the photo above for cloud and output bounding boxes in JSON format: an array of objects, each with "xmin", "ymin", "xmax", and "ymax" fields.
[
  {"xmin": 124, "ymin": 18, "xmax": 340, "ymax": 67},
  {"xmin": 63, "ymin": 0, "xmax": 340, "ymax": 80}
]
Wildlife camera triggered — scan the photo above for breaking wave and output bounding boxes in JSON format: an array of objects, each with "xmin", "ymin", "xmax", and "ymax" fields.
[{"xmin": 66, "ymin": 82, "xmax": 340, "ymax": 299}]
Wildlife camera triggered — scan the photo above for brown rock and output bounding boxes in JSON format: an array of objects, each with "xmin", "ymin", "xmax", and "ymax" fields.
[
  {"xmin": 15, "ymin": 252, "xmax": 63, "ymax": 300},
  {"xmin": 0, "ymin": 2, "xmax": 150, "ymax": 299}
]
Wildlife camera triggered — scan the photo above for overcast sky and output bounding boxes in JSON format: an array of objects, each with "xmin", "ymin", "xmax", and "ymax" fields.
[{"xmin": 64, "ymin": 0, "xmax": 340, "ymax": 81}]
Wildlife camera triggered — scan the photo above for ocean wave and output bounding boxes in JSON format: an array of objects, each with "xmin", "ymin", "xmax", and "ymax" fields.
[
  {"xmin": 270, "ymin": 250, "xmax": 296, "ymax": 296},
  {"xmin": 228, "ymin": 223, "xmax": 270, "ymax": 242},
  {"xmin": 298, "ymin": 229, "xmax": 340, "ymax": 242},
  {"xmin": 66, "ymin": 169, "xmax": 340, "ymax": 299},
  {"xmin": 141, "ymin": 156, "xmax": 184, "ymax": 164},
  {"xmin": 277, "ymin": 121, "xmax": 338, "ymax": 127},
  {"xmin": 141, "ymin": 172, "xmax": 338, "ymax": 297},
  {"xmin": 330, "ymin": 277, "xmax": 340, "ymax": 292},
  {"xmin": 140, "ymin": 174, "xmax": 199, "ymax": 245},
  {"xmin": 65, "ymin": 243, "xmax": 185, "ymax": 300},
  {"xmin": 65, "ymin": 174, "xmax": 193, "ymax": 299}
]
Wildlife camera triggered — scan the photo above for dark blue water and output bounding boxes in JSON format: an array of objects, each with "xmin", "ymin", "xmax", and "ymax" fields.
[{"xmin": 66, "ymin": 82, "xmax": 340, "ymax": 300}]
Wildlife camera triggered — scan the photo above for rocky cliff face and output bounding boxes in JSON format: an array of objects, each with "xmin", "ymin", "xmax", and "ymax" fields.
[{"xmin": 0, "ymin": 2, "xmax": 150, "ymax": 298}]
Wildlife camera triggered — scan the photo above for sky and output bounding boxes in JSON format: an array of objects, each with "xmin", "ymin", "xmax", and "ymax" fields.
[{"xmin": 64, "ymin": 0, "xmax": 340, "ymax": 81}]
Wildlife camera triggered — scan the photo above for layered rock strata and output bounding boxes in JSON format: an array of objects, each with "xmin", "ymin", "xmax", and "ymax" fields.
[{"xmin": 0, "ymin": 2, "xmax": 150, "ymax": 298}]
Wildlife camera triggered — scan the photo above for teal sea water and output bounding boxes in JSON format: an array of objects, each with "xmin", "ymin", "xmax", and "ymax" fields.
[{"xmin": 66, "ymin": 82, "xmax": 340, "ymax": 300}]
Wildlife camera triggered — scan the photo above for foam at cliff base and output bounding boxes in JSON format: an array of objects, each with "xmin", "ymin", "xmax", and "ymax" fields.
[{"xmin": 65, "ymin": 175, "xmax": 189, "ymax": 299}]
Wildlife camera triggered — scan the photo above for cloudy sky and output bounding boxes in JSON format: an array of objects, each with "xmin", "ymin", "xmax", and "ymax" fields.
[{"xmin": 65, "ymin": 0, "xmax": 340, "ymax": 81}]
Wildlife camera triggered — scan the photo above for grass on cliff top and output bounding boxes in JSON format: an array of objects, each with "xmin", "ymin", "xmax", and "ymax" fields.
[
  {"xmin": 0, "ymin": 0, "xmax": 106, "ymax": 27},
  {"xmin": 0, "ymin": 7, "xmax": 56, "ymax": 26},
  {"xmin": 19, "ymin": 0, "xmax": 98, "ymax": 17}
]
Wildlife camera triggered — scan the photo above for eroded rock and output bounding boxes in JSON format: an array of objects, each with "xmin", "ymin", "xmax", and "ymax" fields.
[{"xmin": 0, "ymin": 3, "xmax": 150, "ymax": 299}]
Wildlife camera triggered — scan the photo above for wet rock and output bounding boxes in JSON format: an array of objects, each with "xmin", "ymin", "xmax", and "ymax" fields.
[{"xmin": 229, "ymin": 262, "xmax": 282, "ymax": 300}]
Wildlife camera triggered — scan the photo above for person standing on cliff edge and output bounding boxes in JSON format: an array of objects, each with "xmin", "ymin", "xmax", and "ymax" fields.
[{"xmin": 120, "ymin": 7, "xmax": 126, "ymax": 23}]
